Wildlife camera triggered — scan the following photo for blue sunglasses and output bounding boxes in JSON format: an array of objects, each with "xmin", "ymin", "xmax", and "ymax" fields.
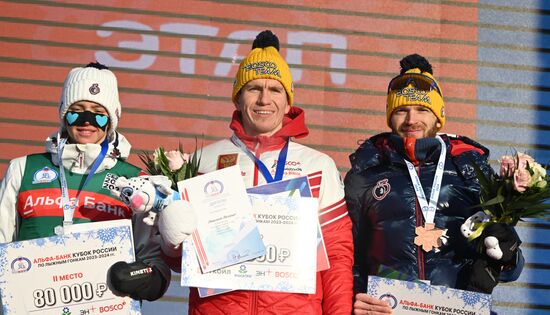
[
  {"xmin": 65, "ymin": 111, "xmax": 109, "ymax": 131},
  {"xmin": 387, "ymin": 73, "xmax": 442, "ymax": 96}
]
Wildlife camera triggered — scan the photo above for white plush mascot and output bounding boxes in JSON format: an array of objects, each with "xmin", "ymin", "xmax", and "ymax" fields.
[
  {"xmin": 110, "ymin": 175, "xmax": 197, "ymax": 257},
  {"xmin": 461, "ymin": 211, "xmax": 503, "ymax": 260}
]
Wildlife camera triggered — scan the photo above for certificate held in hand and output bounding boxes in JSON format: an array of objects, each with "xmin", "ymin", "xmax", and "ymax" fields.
[
  {"xmin": 178, "ymin": 165, "xmax": 265, "ymax": 273},
  {"xmin": 181, "ymin": 194, "xmax": 318, "ymax": 294},
  {"xmin": 0, "ymin": 219, "xmax": 139, "ymax": 315}
]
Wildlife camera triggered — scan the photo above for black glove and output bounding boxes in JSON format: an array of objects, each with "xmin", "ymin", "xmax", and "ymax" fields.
[
  {"xmin": 462, "ymin": 223, "xmax": 521, "ymax": 294},
  {"xmin": 482, "ymin": 223, "xmax": 521, "ymax": 264},
  {"xmin": 108, "ymin": 261, "xmax": 168, "ymax": 301}
]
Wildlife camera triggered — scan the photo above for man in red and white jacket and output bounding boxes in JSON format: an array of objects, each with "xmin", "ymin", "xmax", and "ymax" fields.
[{"xmin": 159, "ymin": 30, "xmax": 353, "ymax": 314}]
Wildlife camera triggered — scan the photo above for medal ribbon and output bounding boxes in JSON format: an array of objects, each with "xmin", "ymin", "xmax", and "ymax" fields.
[
  {"xmin": 404, "ymin": 135, "xmax": 447, "ymax": 225},
  {"xmin": 231, "ymin": 134, "xmax": 289, "ymax": 183},
  {"xmin": 57, "ymin": 137, "xmax": 109, "ymax": 230}
]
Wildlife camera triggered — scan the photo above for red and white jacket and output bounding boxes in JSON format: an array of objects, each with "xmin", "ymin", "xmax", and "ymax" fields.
[{"xmin": 187, "ymin": 107, "xmax": 353, "ymax": 314}]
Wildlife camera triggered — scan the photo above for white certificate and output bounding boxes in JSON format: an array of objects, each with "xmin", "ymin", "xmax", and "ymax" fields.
[
  {"xmin": 367, "ymin": 276, "xmax": 491, "ymax": 315},
  {"xmin": 181, "ymin": 195, "xmax": 318, "ymax": 294},
  {"xmin": 246, "ymin": 177, "xmax": 329, "ymax": 272},
  {"xmin": 178, "ymin": 165, "xmax": 265, "ymax": 273},
  {"xmin": 0, "ymin": 219, "xmax": 139, "ymax": 315}
]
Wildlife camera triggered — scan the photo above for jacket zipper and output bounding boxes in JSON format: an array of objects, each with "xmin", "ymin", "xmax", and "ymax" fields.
[
  {"xmin": 415, "ymin": 165, "xmax": 426, "ymax": 280},
  {"xmin": 250, "ymin": 291, "xmax": 258, "ymax": 314}
]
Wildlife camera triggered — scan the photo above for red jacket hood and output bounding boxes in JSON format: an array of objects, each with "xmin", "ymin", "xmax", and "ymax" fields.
[{"xmin": 229, "ymin": 106, "xmax": 309, "ymax": 151}]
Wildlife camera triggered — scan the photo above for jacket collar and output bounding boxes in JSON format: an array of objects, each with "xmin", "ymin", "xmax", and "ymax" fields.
[
  {"xmin": 229, "ymin": 106, "xmax": 309, "ymax": 152},
  {"xmin": 349, "ymin": 133, "xmax": 489, "ymax": 173},
  {"xmin": 45, "ymin": 131, "xmax": 132, "ymax": 174}
]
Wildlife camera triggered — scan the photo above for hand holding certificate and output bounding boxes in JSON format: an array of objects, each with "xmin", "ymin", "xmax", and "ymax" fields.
[
  {"xmin": 178, "ymin": 165, "xmax": 265, "ymax": 272},
  {"xmin": 0, "ymin": 219, "xmax": 139, "ymax": 315}
]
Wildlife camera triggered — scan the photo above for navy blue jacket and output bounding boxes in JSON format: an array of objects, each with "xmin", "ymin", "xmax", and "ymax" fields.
[{"xmin": 344, "ymin": 133, "xmax": 523, "ymax": 293}]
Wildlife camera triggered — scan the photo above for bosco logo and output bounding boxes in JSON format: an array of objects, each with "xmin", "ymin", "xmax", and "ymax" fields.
[
  {"xmin": 100, "ymin": 301, "xmax": 126, "ymax": 313},
  {"xmin": 272, "ymin": 160, "xmax": 301, "ymax": 168}
]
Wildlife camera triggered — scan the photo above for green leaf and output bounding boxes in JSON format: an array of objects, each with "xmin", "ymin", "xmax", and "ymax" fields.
[{"xmin": 479, "ymin": 194, "xmax": 506, "ymax": 207}]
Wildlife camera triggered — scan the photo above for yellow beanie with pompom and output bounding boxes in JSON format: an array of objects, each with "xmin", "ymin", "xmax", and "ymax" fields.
[{"xmin": 232, "ymin": 30, "xmax": 294, "ymax": 105}]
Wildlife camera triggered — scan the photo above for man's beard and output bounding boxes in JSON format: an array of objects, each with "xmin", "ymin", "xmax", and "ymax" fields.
[{"xmin": 426, "ymin": 123, "xmax": 440, "ymax": 138}]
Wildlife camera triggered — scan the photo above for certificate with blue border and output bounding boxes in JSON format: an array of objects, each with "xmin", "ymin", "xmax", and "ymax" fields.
[
  {"xmin": 196, "ymin": 176, "xmax": 328, "ymax": 297},
  {"xmin": 178, "ymin": 165, "xmax": 265, "ymax": 273},
  {"xmin": 183, "ymin": 195, "xmax": 318, "ymax": 294},
  {"xmin": 0, "ymin": 219, "xmax": 140, "ymax": 315},
  {"xmin": 367, "ymin": 276, "xmax": 491, "ymax": 315}
]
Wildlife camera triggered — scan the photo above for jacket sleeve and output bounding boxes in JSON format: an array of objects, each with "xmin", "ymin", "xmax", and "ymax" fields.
[
  {"xmin": 0, "ymin": 156, "xmax": 26, "ymax": 243},
  {"xmin": 317, "ymin": 158, "xmax": 354, "ymax": 314},
  {"xmin": 500, "ymin": 249, "xmax": 524, "ymax": 282},
  {"xmin": 131, "ymin": 213, "xmax": 172, "ymax": 295},
  {"xmin": 343, "ymin": 170, "xmax": 370, "ymax": 294}
]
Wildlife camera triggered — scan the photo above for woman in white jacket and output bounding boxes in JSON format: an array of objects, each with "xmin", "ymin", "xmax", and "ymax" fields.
[{"xmin": 0, "ymin": 62, "xmax": 170, "ymax": 301}]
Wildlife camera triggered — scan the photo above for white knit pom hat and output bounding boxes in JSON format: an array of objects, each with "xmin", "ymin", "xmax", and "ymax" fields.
[{"xmin": 59, "ymin": 62, "xmax": 121, "ymax": 139}]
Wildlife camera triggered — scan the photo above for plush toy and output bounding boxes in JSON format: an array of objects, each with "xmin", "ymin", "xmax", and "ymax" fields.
[
  {"xmin": 460, "ymin": 211, "xmax": 521, "ymax": 261},
  {"xmin": 110, "ymin": 175, "xmax": 181, "ymax": 225},
  {"xmin": 157, "ymin": 200, "xmax": 197, "ymax": 257},
  {"xmin": 460, "ymin": 216, "xmax": 522, "ymax": 293},
  {"xmin": 110, "ymin": 175, "xmax": 197, "ymax": 257},
  {"xmin": 460, "ymin": 211, "xmax": 504, "ymax": 259}
]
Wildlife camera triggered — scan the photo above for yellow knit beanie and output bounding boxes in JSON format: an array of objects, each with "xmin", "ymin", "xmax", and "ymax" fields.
[
  {"xmin": 232, "ymin": 30, "xmax": 294, "ymax": 105},
  {"xmin": 386, "ymin": 54, "xmax": 445, "ymax": 129}
]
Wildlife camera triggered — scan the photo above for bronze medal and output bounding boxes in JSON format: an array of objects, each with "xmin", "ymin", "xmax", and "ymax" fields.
[{"xmin": 414, "ymin": 223, "xmax": 444, "ymax": 252}]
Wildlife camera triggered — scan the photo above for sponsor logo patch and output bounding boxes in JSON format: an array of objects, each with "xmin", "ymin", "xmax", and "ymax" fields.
[
  {"xmin": 372, "ymin": 179, "xmax": 391, "ymax": 201},
  {"xmin": 271, "ymin": 159, "xmax": 303, "ymax": 175},
  {"xmin": 89, "ymin": 83, "xmax": 100, "ymax": 95},
  {"xmin": 102, "ymin": 173, "xmax": 119, "ymax": 190},
  {"xmin": 217, "ymin": 153, "xmax": 238, "ymax": 169},
  {"xmin": 32, "ymin": 167, "xmax": 58, "ymax": 184}
]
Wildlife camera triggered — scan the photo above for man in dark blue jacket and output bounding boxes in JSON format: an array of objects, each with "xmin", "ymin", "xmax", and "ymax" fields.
[{"xmin": 344, "ymin": 54, "xmax": 524, "ymax": 314}]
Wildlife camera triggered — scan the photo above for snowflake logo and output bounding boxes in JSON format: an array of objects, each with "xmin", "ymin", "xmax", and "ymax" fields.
[
  {"xmin": 276, "ymin": 281, "xmax": 292, "ymax": 291},
  {"xmin": 28, "ymin": 237, "xmax": 47, "ymax": 248},
  {"xmin": 418, "ymin": 282, "xmax": 433, "ymax": 294},
  {"xmin": 71, "ymin": 232, "xmax": 83, "ymax": 240},
  {"xmin": 96, "ymin": 228, "xmax": 118, "ymax": 242},
  {"xmin": 11, "ymin": 241, "xmax": 24, "ymax": 249},
  {"xmin": 53, "ymin": 235, "xmax": 68, "ymax": 246},
  {"xmin": 404, "ymin": 281, "xmax": 417, "ymax": 290},
  {"xmin": 0, "ymin": 247, "xmax": 8, "ymax": 275},
  {"xmin": 130, "ymin": 299, "xmax": 141, "ymax": 312},
  {"xmin": 367, "ymin": 286, "xmax": 378, "ymax": 296},
  {"xmin": 460, "ymin": 290, "xmax": 482, "ymax": 307},
  {"xmin": 382, "ymin": 277, "xmax": 394, "ymax": 286}
]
